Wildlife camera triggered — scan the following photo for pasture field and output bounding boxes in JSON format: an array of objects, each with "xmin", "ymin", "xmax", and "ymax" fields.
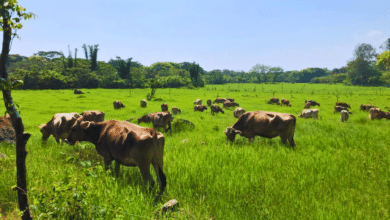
[{"xmin": 1, "ymin": 83, "xmax": 390, "ymax": 219}]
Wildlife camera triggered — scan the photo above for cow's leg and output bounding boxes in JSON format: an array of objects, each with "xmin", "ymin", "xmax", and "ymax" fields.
[
  {"xmin": 280, "ymin": 136, "xmax": 287, "ymax": 145},
  {"xmin": 138, "ymin": 161, "xmax": 155, "ymax": 191},
  {"xmin": 103, "ymin": 157, "xmax": 113, "ymax": 172},
  {"xmin": 115, "ymin": 160, "xmax": 120, "ymax": 177}
]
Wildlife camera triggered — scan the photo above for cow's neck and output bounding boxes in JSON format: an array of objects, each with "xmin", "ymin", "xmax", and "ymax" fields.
[{"xmin": 85, "ymin": 123, "xmax": 102, "ymax": 145}]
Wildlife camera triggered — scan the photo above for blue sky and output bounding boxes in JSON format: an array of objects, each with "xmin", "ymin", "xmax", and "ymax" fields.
[{"xmin": 5, "ymin": 0, "xmax": 390, "ymax": 72}]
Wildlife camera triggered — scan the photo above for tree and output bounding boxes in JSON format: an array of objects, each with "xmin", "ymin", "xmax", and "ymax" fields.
[
  {"xmin": 376, "ymin": 50, "xmax": 390, "ymax": 71},
  {"xmin": 115, "ymin": 56, "xmax": 133, "ymax": 87},
  {"xmin": 189, "ymin": 62, "xmax": 201, "ymax": 87},
  {"xmin": 33, "ymin": 51, "xmax": 63, "ymax": 60},
  {"xmin": 0, "ymin": 1, "xmax": 36, "ymax": 219},
  {"xmin": 249, "ymin": 64, "xmax": 271, "ymax": 83},
  {"xmin": 346, "ymin": 57, "xmax": 382, "ymax": 86},
  {"xmin": 88, "ymin": 44, "xmax": 99, "ymax": 71},
  {"xmin": 82, "ymin": 43, "xmax": 88, "ymax": 60},
  {"xmin": 67, "ymin": 45, "xmax": 73, "ymax": 68},
  {"xmin": 379, "ymin": 38, "xmax": 390, "ymax": 51},
  {"xmin": 74, "ymin": 48, "xmax": 77, "ymax": 67},
  {"xmin": 268, "ymin": 66, "xmax": 284, "ymax": 83},
  {"xmin": 354, "ymin": 43, "xmax": 377, "ymax": 62}
]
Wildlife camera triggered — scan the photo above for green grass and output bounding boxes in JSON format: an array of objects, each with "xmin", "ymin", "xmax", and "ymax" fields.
[{"xmin": 1, "ymin": 83, "xmax": 390, "ymax": 219}]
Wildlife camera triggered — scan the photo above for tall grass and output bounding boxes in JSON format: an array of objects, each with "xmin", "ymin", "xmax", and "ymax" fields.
[{"xmin": 0, "ymin": 83, "xmax": 390, "ymax": 219}]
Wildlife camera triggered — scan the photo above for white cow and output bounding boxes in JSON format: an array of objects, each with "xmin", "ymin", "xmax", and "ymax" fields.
[{"xmin": 298, "ymin": 109, "xmax": 319, "ymax": 120}]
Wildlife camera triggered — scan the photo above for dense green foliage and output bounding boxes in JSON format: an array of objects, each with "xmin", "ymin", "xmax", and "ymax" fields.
[{"xmin": 1, "ymin": 84, "xmax": 390, "ymax": 219}]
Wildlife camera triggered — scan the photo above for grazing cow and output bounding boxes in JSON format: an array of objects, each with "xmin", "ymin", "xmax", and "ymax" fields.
[
  {"xmin": 233, "ymin": 107, "xmax": 246, "ymax": 118},
  {"xmin": 226, "ymin": 98, "xmax": 234, "ymax": 102},
  {"xmin": 193, "ymin": 99, "xmax": 202, "ymax": 105},
  {"xmin": 360, "ymin": 104, "xmax": 376, "ymax": 111},
  {"xmin": 213, "ymin": 98, "xmax": 227, "ymax": 104},
  {"xmin": 172, "ymin": 107, "xmax": 181, "ymax": 115},
  {"xmin": 224, "ymin": 111, "xmax": 296, "ymax": 148},
  {"xmin": 39, "ymin": 112, "xmax": 81, "ymax": 143},
  {"xmin": 65, "ymin": 120, "xmax": 166, "ymax": 196},
  {"xmin": 74, "ymin": 89, "xmax": 84, "ymax": 94},
  {"xmin": 211, "ymin": 105, "xmax": 225, "ymax": 115},
  {"xmin": 336, "ymin": 102, "xmax": 351, "ymax": 108},
  {"xmin": 223, "ymin": 101, "xmax": 239, "ymax": 108},
  {"xmin": 369, "ymin": 108, "xmax": 389, "ymax": 120},
  {"xmin": 207, "ymin": 99, "xmax": 212, "ymax": 106},
  {"xmin": 140, "ymin": 99, "xmax": 147, "ymax": 108},
  {"xmin": 298, "ymin": 109, "xmax": 319, "ymax": 119},
  {"xmin": 304, "ymin": 100, "xmax": 320, "ymax": 108},
  {"xmin": 152, "ymin": 112, "xmax": 172, "ymax": 134},
  {"xmin": 340, "ymin": 110, "xmax": 349, "ymax": 122},
  {"xmin": 161, "ymin": 103, "xmax": 168, "ymax": 112},
  {"xmin": 268, "ymin": 98, "xmax": 280, "ymax": 105},
  {"xmin": 113, "ymin": 101, "xmax": 125, "ymax": 109},
  {"xmin": 80, "ymin": 110, "xmax": 105, "ymax": 122},
  {"xmin": 194, "ymin": 105, "xmax": 207, "ymax": 112},
  {"xmin": 138, "ymin": 113, "xmax": 154, "ymax": 124},
  {"xmin": 281, "ymin": 99, "xmax": 291, "ymax": 107},
  {"xmin": 334, "ymin": 105, "xmax": 352, "ymax": 114}
]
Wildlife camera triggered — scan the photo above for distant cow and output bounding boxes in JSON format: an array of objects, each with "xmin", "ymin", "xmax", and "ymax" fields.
[
  {"xmin": 233, "ymin": 107, "xmax": 246, "ymax": 118},
  {"xmin": 39, "ymin": 112, "xmax": 81, "ymax": 143},
  {"xmin": 194, "ymin": 99, "xmax": 202, "ymax": 105},
  {"xmin": 281, "ymin": 99, "xmax": 291, "ymax": 107},
  {"xmin": 80, "ymin": 110, "xmax": 105, "ymax": 122},
  {"xmin": 74, "ymin": 89, "xmax": 84, "ymax": 94},
  {"xmin": 223, "ymin": 101, "xmax": 239, "ymax": 108},
  {"xmin": 140, "ymin": 99, "xmax": 147, "ymax": 108},
  {"xmin": 172, "ymin": 107, "xmax": 181, "ymax": 114},
  {"xmin": 224, "ymin": 111, "xmax": 296, "ymax": 148},
  {"xmin": 213, "ymin": 98, "xmax": 227, "ymax": 104},
  {"xmin": 211, "ymin": 105, "xmax": 225, "ymax": 115},
  {"xmin": 152, "ymin": 112, "xmax": 172, "ymax": 134},
  {"xmin": 268, "ymin": 98, "xmax": 280, "ymax": 105},
  {"xmin": 334, "ymin": 105, "xmax": 352, "ymax": 114},
  {"xmin": 194, "ymin": 105, "xmax": 207, "ymax": 112},
  {"xmin": 340, "ymin": 110, "xmax": 349, "ymax": 122},
  {"xmin": 138, "ymin": 113, "xmax": 154, "ymax": 124},
  {"xmin": 65, "ymin": 119, "xmax": 166, "ymax": 196},
  {"xmin": 369, "ymin": 108, "xmax": 389, "ymax": 120},
  {"xmin": 360, "ymin": 104, "xmax": 376, "ymax": 111},
  {"xmin": 298, "ymin": 109, "xmax": 319, "ymax": 120},
  {"xmin": 304, "ymin": 100, "xmax": 320, "ymax": 108},
  {"xmin": 161, "ymin": 103, "xmax": 168, "ymax": 112},
  {"xmin": 207, "ymin": 99, "xmax": 212, "ymax": 106},
  {"xmin": 113, "ymin": 101, "xmax": 125, "ymax": 109},
  {"xmin": 336, "ymin": 102, "xmax": 351, "ymax": 108}
]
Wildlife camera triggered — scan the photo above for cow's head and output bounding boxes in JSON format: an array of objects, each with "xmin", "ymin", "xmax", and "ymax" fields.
[
  {"xmin": 39, "ymin": 124, "xmax": 51, "ymax": 141},
  {"xmin": 65, "ymin": 118, "xmax": 91, "ymax": 145},
  {"xmin": 224, "ymin": 127, "xmax": 242, "ymax": 142}
]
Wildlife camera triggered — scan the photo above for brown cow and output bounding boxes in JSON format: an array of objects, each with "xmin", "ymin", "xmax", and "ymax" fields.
[
  {"xmin": 65, "ymin": 120, "xmax": 166, "ymax": 196},
  {"xmin": 172, "ymin": 107, "xmax": 181, "ymax": 114},
  {"xmin": 340, "ymin": 110, "xmax": 349, "ymax": 122},
  {"xmin": 152, "ymin": 112, "xmax": 172, "ymax": 134},
  {"xmin": 140, "ymin": 99, "xmax": 147, "ymax": 108},
  {"xmin": 268, "ymin": 98, "xmax": 280, "ymax": 105},
  {"xmin": 223, "ymin": 101, "xmax": 239, "ymax": 108},
  {"xmin": 39, "ymin": 113, "xmax": 81, "ymax": 143},
  {"xmin": 80, "ymin": 110, "xmax": 105, "ymax": 122},
  {"xmin": 336, "ymin": 102, "xmax": 351, "ymax": 108},
  {"xmin": 360, "ymin": 104, "xmax": 376, "ymax": 111},
  {"xmin": 113, "ymin": 101, "xmax": 125, "ymax": 109},
  {"xmin": 161, "ymin": 103, "xmax": 168, "ymax": 112},
  {"xmin": 224, "ymin": 111, "xmax": 296, "ymax": 148},
  {"xmin": 207, "ymin": 99, "xmax": 212, "ymax": 106},
  {"xmin": 194, "ymin": 105, "xmax": 207, "ymax": 112},
  {"xmin": 334, "ymin": 105, "xmax": 352, "ymax": 114},
  {"xmin": 304, "ymin": 100, "xmax": 320, "ymax": 108},
  {"xmin": 211, "ymin": 105, "xmax": 225, "ymax": 115},
  {"xmin": 74, "ymin": 89, "xmax": 84, "ymax": 94},
  {"xmin": 213, "ymin": 98, "xmax": 227, "ymax": 104},
  {"xmin": 298, "ymin": 109, "xmax": 319, "ymax": 119},
  {"xmin": 369, "ymin": 108, "xmax": 389, "ymax": 120},
  {"xmin": 193, "ymin": 99, "xmax": 202, "ymax": 105},
  {"xmin": 281, "ymin": 99, "xmax": 291, "ymax": 107},
  {"xmin": 233, "ymin": 107, "xmax": 246, "ymax": 118},
  {"xmin": 138, "ymin": 113, "xmax": 154, "ymax": 124}
]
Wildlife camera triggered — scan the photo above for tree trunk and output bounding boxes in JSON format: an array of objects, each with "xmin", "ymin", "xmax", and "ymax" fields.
[{"xmin": 1, "ymin": 17, "xmax": 32, "ymax": 220}]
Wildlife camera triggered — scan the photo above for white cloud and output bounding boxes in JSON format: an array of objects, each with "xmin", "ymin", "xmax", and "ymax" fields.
[{"xmin": 366, "ymin": 30, "xmax": 383, "ymax": 38}]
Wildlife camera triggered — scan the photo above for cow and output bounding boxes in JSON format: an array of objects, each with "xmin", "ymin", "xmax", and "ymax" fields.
[
  {"xmin": 39, "ymin": 112, "xmax": 81, "ymax": 143},
  {"xmin": 369, "ymin": 108, "xmax": 389, "ymax": 120},
  {"xmin": 193, "ymin": 99, "xmax": 202, "ymax": 105},
  {"xmin": 194, "ymin": 105, "xmax": 207, "ymax": 112},
  {"xmin": 360, "ymin": 104, "xmax": 376, "ymax": 111},
  {"xmin": 74, "ymin": 89, "xmax": 84, "ymax": 94},
  {"xmin": 211, "ymin": 105, "xmax": 225, "ymax": 115},
  {"xmin": 223, "ymin": 101, "xmax": 239, "ymax": 108},
  {"xmin": 213, "ymin": 98, "xmax": 227, "ymax": 104},
  {"xmin": 138, "ymin": 113, "xmax": 154, "ymax": 124},
  {"xmin": 340, "ymin": 110, "xmax": 349, "ymax": 122},
  {"xmin": 113, "ymin": 101, "xmax": 125, "ymax": 109},
  {"xmin": 224, "ymin": 111, "xmax": 296, "ymax": 148},
  {"xmin": 304, "ymin": 100, "xmax": 320, "ymax": 108},
  {"xmin": 161, "ymin": 103, "xmax": 168, "ymax": 112},
  {"xmin": 336, "ymin": 102, "xmax": 351, "ymax": 108},
  {"xmin": 268, "ymin": 98, "xmax": 280, "ymax": 105},
  {"xmin": 172, "ymin": 107, "xmax": 181, "ymax": 115},
  {"xmin": 298, "ymin": 109, "xmax": 319, "ymax": 119},
  {"xmin": 207, "ymin": 99, "xmax": 212, "ymax": 106},
  {"xmin": 281, "ymin": 99, "xmax": 291, "ymax": 107},
  {"xmin": 80, "ymin": 110, "xmax": 105, "ymax": 122},
  {"xmin": 226, "ymin": 98, "xmax": 234, "ymax": 102},
  {"xmin": 140, "ymin": 99, "xmax": 147, "ymax": 108},
  {"xmin": 64, "ymin": 119, "xmax": 166, "ymax": 197},
  {"xmin": 233, "ymin": 107, "xmax": 246, "ymax": 118},
  {"xmin": 152, "ymin": 112, "xmax": 172, "ymax": 134},
  {"xmin": 334, "ymin": 105, "xmax": 352, "ymax": 114}
]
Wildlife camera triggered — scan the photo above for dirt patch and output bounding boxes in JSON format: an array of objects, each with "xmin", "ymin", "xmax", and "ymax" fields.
[{"xmin": 0, "ymin": 116, "xmax": 15, "ymax": 144}]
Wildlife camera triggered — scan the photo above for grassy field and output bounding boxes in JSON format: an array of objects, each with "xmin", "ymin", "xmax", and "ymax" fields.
[{"xmin": 1, "ymin": 83, "xmax": 390, "ymax": 219}]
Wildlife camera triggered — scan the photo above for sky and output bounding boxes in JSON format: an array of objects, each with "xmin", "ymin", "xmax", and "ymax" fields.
[{"xmin": 3, "ymin": 0, "xmax": 390, "ymax": 72}]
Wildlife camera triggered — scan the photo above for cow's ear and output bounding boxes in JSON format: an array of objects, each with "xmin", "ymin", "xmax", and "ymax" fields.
[{"xmin": 80, "ymin": 121, "xmax": 90, "ymax": 129}]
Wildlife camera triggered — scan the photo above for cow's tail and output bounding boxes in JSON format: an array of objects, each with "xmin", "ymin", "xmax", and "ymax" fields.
[{"xmin": 154, "ymin": 165, "xmax": 167, "ymax": 205}]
